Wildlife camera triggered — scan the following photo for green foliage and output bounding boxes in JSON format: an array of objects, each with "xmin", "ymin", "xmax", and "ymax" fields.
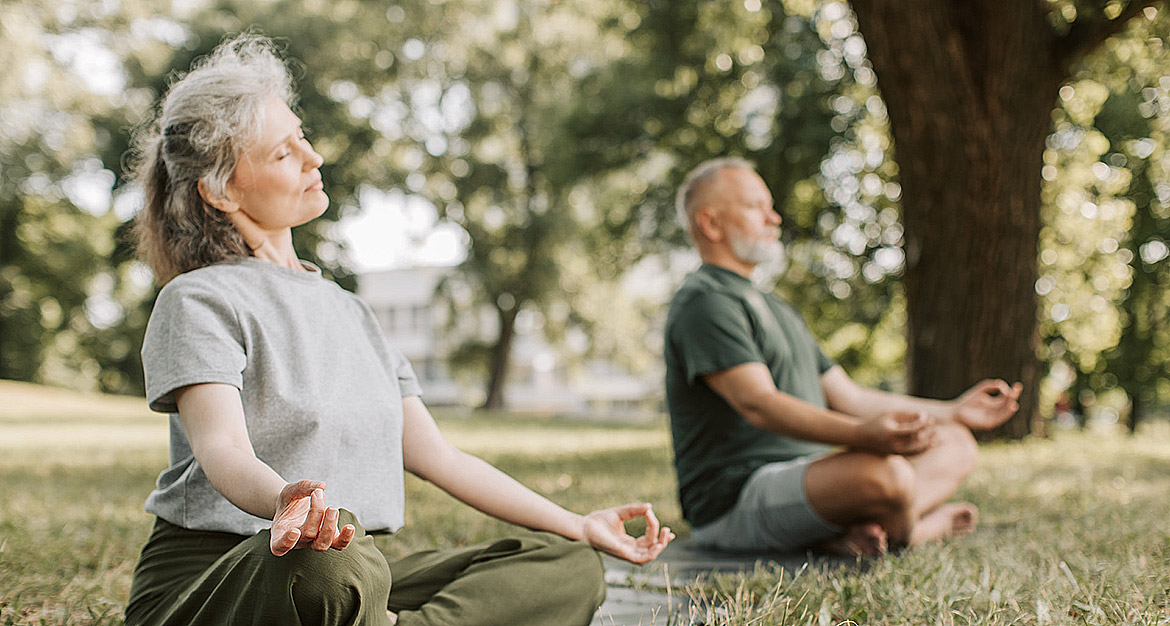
[
  {"xmin": 4, "ymin": 0, "xmax": 1168, "ymax": 414},
  {"xmin": 377, "ymin": 0, "xmax": 912, "ymax": 397},
  {"xmin": 1040, "ymin": 11, "xmax": 1170, "ymax": 426},
  {"xmin": 553, "ymin": 0, "xmax": 909, "ymax": 386},
  {"xmin": 0, "ymin": 0, "xmax": 914, "ymax": 400},
  {"xmin": 0, "ymin": 0, "xmax": 156, "ymax": 394}
]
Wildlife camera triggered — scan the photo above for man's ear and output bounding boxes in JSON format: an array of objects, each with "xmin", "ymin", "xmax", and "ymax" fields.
[
  {"xmin": 197, "ymin": 178, "xmax": 239, "ymax": 214},
  {"xmin": 693, "ymin": 205, "xmax": 723, "ymax": 242}
]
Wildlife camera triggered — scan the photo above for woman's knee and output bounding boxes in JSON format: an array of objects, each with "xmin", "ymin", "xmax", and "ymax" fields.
[
  {"xmin": 280, "ymin": 539, "xmax": 392, "ymax": 613},
  {"xmin": 535, "ymin": 536, "xmax": 607, "ymax": 612},
  {"xmin": 567, "ymin": 541, "xmax": 606, "ymax": 600}
]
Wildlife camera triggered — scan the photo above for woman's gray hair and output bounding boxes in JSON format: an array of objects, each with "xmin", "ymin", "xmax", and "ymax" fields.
[
  {"xmin": 130, "ymin": 33, "xmax": 296, "ymax": 285},
  {"xmin": 675, "ymin": 157, "xmax": 756, "ymax": 238}
]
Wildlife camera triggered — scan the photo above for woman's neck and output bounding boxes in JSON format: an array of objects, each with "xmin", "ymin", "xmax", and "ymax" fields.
[{"xmin": 248, "ymin": 232, "xmax": 304, "ymax": 271}]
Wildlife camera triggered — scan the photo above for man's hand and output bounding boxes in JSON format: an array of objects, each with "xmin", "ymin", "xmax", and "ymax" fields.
[
  {"xmin": 270, "ymin": 480, "xmax": 357, "ymax": 557},
  {"xmin": 952, "ymin": 379, "xmax": 1022, "ymax": 431},
  {"xmin": 851, "ymin": 411, "xmax": 936, "ymax": 455},
  {"xmin": 581, "ymin": 503, "xmax": 674, "ymax": 565}
]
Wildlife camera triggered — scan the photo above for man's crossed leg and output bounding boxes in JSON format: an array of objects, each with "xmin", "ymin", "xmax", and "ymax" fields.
[{"xmin": 807, "ymin": 421, "xmax": 979, "ymax": 555}]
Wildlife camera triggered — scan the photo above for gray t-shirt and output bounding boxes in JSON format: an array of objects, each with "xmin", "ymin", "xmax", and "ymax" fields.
[{"xmin": 141, "ymin": 257, "xmax": 421, "ymax": 536}]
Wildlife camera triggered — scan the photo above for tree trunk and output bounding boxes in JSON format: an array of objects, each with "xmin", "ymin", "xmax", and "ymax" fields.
[
  {"xmin": 850, "ymin": 1, "xmax": 1068, "ymax": 438},
  {"xmin": 480, "ymin": 305, "xmax": 519, "ymax": 410},
  {"xmin": 0, "ymin": 199, "xmax": 21, "ymax": 380},
  {"xmin": 1126, "ymin": 391, "xmax": 1141, "ymax": 435}
]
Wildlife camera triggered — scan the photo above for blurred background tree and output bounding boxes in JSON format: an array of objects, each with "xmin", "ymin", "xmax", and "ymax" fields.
[
  {"xmin": 385, "ymin": 0, "xmax": 905, "ymax": 407},
  {"xmin": 379, "ymin": 0, "xmax": 654, "ymax": 409},
  {"xmin": 1, "ymin": 0, "xmax": 1167, "ymax": 435},
  {"xmin": 0, "ymin": 0, "xmax": 160, "ymax": 393},
  {"xmin": 602, "ymin": 0, "xmax": 910, "ymax": 386}
]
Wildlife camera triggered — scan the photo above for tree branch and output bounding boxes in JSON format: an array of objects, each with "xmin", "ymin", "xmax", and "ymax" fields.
[{"xmin": 1057, "ymin": 0, "xmax": 1165, "ymax": 66}]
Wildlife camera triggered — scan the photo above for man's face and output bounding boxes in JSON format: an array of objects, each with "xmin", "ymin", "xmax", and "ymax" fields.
[{"xmin": 715, "ymin": 168, "xmax": 782, "ymax": 265}]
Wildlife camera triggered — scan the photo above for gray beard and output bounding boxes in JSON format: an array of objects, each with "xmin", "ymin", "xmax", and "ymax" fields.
[{"xmin": 729, "ymin": 235, "xmax": 783, "ymax": 265}]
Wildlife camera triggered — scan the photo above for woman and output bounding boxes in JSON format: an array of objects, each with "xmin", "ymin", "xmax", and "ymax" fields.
[{"xmin": 125, "ymin": 34, "xmax": 672, "ymax": 626}]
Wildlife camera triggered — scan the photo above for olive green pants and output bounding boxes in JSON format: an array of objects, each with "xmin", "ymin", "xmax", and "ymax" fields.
[{"xmin": 125, "ymin": 512, "xmax": 606, "ymax": 626}]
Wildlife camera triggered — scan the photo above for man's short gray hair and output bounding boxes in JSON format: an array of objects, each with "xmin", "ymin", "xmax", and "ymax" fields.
[
  {"xmin": 675, "ymin": 157, "xmax": 757, "ymax": 237},
  {"xmin": 130, "ymin": 32, "xmax": 296, "ymax": 285}
]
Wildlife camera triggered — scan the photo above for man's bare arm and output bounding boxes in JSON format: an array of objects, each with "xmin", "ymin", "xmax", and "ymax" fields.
[
  {"xmin": 820, "ymin": 366, "xmax": 1022, "ymax": 431},
  {"xmin": 821, "ymin": 366, "xmax": 952, "ymax": 420},
  {"xmin": 704, "ymin": 362, "xmax": 934, "ymax": 455}
]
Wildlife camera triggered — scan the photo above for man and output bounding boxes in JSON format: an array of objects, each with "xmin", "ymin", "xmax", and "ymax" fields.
[{"xmin": 664, "ymin": 158, "xmax": 1021, "ymax": 555}]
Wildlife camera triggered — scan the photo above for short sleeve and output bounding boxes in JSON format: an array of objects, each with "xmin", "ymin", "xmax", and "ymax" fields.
[
  {"xmin": 815, "ymin": 346, "xmax": 835, "ymax": 375},
  {"xmin": 393, "ymin": 348, "xmax": 422, "ymax": 397},
  {"xmin": 351, "ymin": 296, "xmax": 423, "ymax": 398},
  {"xmin": 669, "ymin": 291, "xmax": 763, "ymax": 384},
  {"xmin": 141, "ymin": 280, "xmax": 247, "ymax": 413}
]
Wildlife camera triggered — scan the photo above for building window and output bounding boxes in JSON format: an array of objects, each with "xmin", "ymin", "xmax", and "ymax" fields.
[{"xmin": 413, "ymin": 305, "xmax": 429, "ymax": 332}]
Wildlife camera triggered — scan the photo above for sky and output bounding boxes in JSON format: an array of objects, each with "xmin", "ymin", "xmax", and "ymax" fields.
[{"xmin": 334, "ymin": 186, "xmax": 468, "ymax": 271}]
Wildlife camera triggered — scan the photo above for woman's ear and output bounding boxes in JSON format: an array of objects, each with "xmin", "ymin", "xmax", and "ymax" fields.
[{"xmin": 197, "ymin": 178, "xmax": 239, "ymax": 214}]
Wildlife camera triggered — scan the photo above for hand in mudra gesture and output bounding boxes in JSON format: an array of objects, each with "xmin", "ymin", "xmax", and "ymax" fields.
[
  {"xmin": 582, "ymin": 503, "xmax": 675, "ymax": 565},
  {"xmin": 953, "ymin": 379, "xmax": 1023, "ymax": 431},
  {"xmin": 270, "ymin": 480, "xmax": 357, "ymax": 557}
]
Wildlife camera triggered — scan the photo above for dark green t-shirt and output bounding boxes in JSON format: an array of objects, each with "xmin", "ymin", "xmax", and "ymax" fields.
[{"xmin": 665, "ymin": 264, "xmax": 835, "ymax": 527}]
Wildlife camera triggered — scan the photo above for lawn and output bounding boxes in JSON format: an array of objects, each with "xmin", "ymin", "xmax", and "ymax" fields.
[{"xmin": 0, "ymin": 379, "xmax": 1167, "ymax": 625}]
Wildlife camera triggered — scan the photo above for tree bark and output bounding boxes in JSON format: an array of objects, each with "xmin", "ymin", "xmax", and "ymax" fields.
[
  {"xmin": 850, "ymin": 1, "xmax": 1067, "ymax": 437},
  {"xmin": 0, "ymin": 199, "xmax": 23, "ymax": 380},
  {"xmin": 481, "ymin": 305, "xmax": 519, "ymax": 410},
  {"xmin": 1126, "ymin": 393, "xmax": 1141, "ymax": 435}
]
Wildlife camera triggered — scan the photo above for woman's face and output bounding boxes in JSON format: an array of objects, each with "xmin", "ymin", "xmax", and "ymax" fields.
[{"xmin": 224, "ymin": 97, "xmax": 328, "ymax": 230}]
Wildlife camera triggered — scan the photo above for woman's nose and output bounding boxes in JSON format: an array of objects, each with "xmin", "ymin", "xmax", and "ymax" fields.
[{"xmin": 303, "ymin": 142, "xmax": 324, "ymax": 170}]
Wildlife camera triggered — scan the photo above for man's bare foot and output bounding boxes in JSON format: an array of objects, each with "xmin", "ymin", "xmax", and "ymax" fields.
[
  {"xmin": 814, "ymin": 522, "xmax": 888, "ymax": 556},
  {"xmin": 910, "ymin": 502, "xmax": 978, "ymax": 546}
]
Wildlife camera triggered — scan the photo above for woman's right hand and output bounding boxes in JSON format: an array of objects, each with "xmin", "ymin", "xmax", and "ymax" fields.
[{"xmin": 270, "ymin": 480, "xmax": 357, "ymax": 556}]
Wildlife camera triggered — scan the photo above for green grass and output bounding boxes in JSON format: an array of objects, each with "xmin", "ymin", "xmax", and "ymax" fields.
[
  {"xmin": 1, "ymin": 380, "xmax": 1168, "ymax": 625},
  {"xmin": 680, "ymin": 429, "xmax": 1170, "ymax": 626}
]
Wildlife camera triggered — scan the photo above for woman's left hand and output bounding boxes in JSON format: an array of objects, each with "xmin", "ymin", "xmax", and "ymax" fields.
[{"xmin": 581, "ymin": 503, "xmax": 674, "ymax": 565}]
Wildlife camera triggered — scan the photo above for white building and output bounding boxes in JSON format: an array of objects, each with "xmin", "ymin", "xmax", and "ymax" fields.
[
  {"xmin": 357, "ymin": 266, "xmax": 661, "ymax": 415},
  {"xmin": 357, "ymin": 266, "xmax": 463, "ymax": 405}
]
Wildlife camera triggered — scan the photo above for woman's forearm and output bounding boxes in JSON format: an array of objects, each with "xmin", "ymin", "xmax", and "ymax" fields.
[
  {"xmin": 195, "ymin": 444, "xmax": 288, "ymax": 519},
  {"xmin": 421, "ymin": 447, "xmax": 586, "ymax": 540},
  {"xmin": 175, "ymin": 383, "xmax": 288, "ymax": 521}
]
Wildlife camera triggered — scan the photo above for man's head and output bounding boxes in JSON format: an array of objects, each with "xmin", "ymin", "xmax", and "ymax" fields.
[{"xmin": 676, "ymin": 158, "xmax": 782, "ymax": 273}]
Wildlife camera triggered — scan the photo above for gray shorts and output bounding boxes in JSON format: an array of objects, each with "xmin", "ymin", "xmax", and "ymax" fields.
[{"xmin": 690, "ymin": 456, "xmax": 841, "ymax": 552}]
